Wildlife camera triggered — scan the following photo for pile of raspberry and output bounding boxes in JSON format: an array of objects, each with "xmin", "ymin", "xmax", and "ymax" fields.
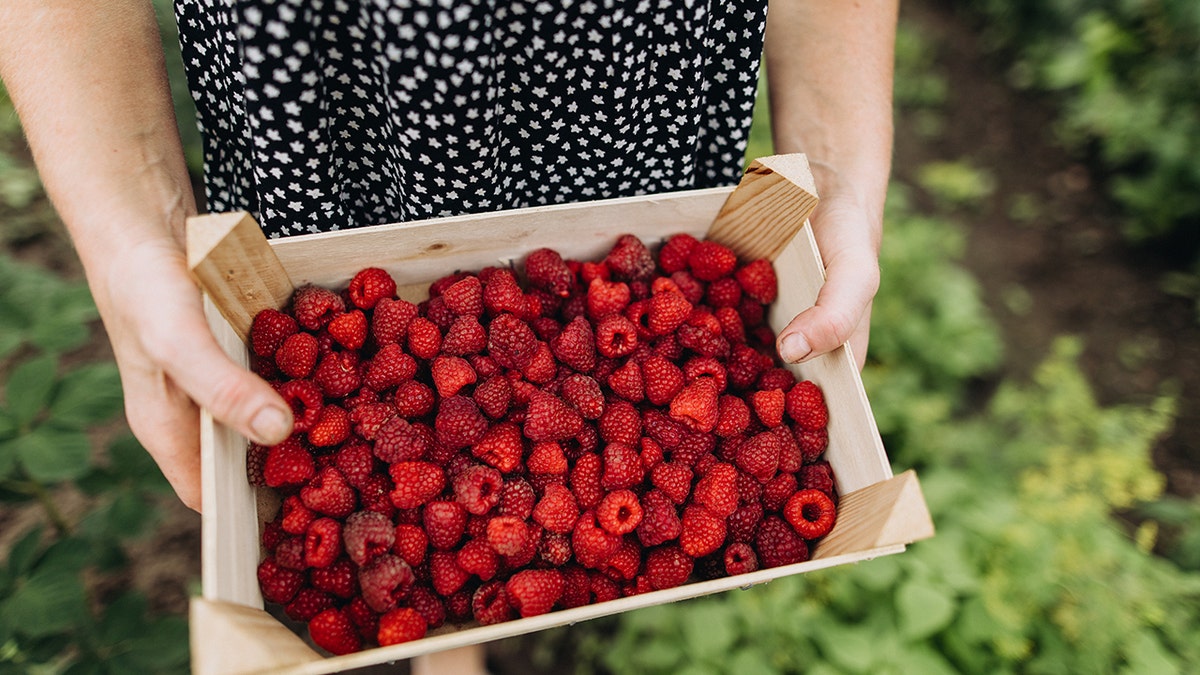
[{"xmin": 247, "ymin": 233, "xmax": 838, "ymax": 655}]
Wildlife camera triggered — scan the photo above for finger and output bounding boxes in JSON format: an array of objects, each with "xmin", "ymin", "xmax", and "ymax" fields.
[
  {"xmin": 122, "ymin": 367, "xmax": 204, "ymax": 511},
  {"xmin": 777, "ymin": 247, "xmax": 879, "ymax": 363}
]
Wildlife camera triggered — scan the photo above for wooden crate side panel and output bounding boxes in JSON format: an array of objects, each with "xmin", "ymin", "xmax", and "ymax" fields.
[
  {"xmin": 812, "ymin": 470, "xmax": 934, "ymax": 558},
  {"xmin": 191, "ymin": 599, "xmax": 322, "ymax": 675},
  {"xmin": 705, "ymin": 154, "xmax": 820, "ymax": 262},
  {"xmin": 268, "ymin": 187, "xmax": 733, "ymax": 289}
]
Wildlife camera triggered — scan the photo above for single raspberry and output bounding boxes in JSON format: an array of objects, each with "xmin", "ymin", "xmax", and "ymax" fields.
[
  {"xmin": 360, "ymin": 474, "xmax": 396, "ymax": 518},
  {"xmin": 308, "ymin": 405, "xmax": 351, "ymax": 448},
  {"xmin": 693, "ymin": 462, "xmax": 739, "ymax": 517},
  {"xmin": 783, "ymin": 489, "xmax": 837, "ymax": 539},
  {"xmin": 524, "ymin": 391, "xmax": 584, "ymax": 442},
  {"xmin": 456, "ymin": 538, "xmax": 501, "ymax": 581},
  {"xmin": 735, "ymin": 258, "xmax": 778, "ymax": 304},
  {"xmin": 705, "ymin": 277, "xmax": 743, "ymax": 309},
  {"xmin": 372, "ymin": 297, "xmax": 418, "ymax": 346},
  {"xmin": 435, "ymin": 395, "xmax": 489, "ymax": 450},
  {"xmin": 762, "ymin": 472, "xmax": 798, "ymax": 512},
  {"xmin": 758, "ymin": 367, "xmax": 797, "ymax": 392},
  {"xmin": 560, "ymin": 565, "xmax": 592, "ymax": 609},
  {"xmin": 786, "ymin": 380, "xmax": 829, "ymax": 431},
  {"xmin": 345, "ymin": 267, "xmax": 397, "ymax": 310},
  {"xmin": 501, "ymin": 522, "xmax": 542, "ymax": 569},
  {"xmin": 275, "ymin": 536, "xmax": 305, "ymax": 571},
  {"xmin": 795, "ymin": 425, "xmax": 829, "ymax": 463},
  {"xmin": 314, "ymin": 351, "xmax": 361, "ymax": 398},
  {"xmin": 278, "ymin": 380, "xmax": 322, "ymax": 434},
  {"xmin": 669, "ymin": 270, "xmax": 706, "ymax": 305},
  {"xmin": 470, "ymin": 421, "xmax": 523, "ymax": 474},
  {"xmin": 431, "ymin": 270, "xmax": 473, "ymax": 297},
  {"xmin": 600, "ymin": 539, "xmax": 641, "ymax": 581},
  {"xmin": 377, "ymin": 607, "xmax": 426, "ymax": 646},
  {"xmin": 308, "ymin": 608, "xmax": 361, "ymax": 655},
  {"xmin": 425, "ymin": 295, "xmax": 456, "ymax": 329},
  {"xmin": 359, "ymin": 553, "xmax": 415, "ymax": 613},
  {"xmin": 285, "ymin": 588, "xmax": 335, "ymax": 623},
  {"xmin": 671, "ymin": 432, "xmax": 716, "ymax": 467},
  {"xmin": 645, "ymin": 545, "xmax": 693, "ymax": 590},
  {"xmin": 405, "ymin": 316, "xmax": 441, "ymax": 361},
  {"xmin": 444, "ymin": 588, "xmax": 473, "ymax": 624},
  {"xmin": 715, "ymin": 395, "xmax": 752, "ymax": 438},
  {"xmin": 387, "ymin": 462, "xmax": 446, "ymax": 510},
  {"xmin": 559, "ymin": 374, "xmax": 605, "ymax": 420},
  {"xmin": 687, "ymin": 240, "xmax": 738, "ymax": 281},
  {"xmin": 394, "ymin": 381, "xmax": 435, "ymax": 418},
  {"xmin": 737, "ymin": 431, "xmax": 782, "ymax": 483},
  {"xmin": 393, "ymin": 523, "xmax": 428, "ymax": 567},
  {"xmin": 715, "ymin": 306, "xmax": 746, "ymax": 344},
  {"xmin": 601, "ymin": 234, "xmax": 653, "ymax": 282},
  {"xmin": 590, "ymin": 572, "xmax": 622, "ymax": 603},
  {"xmin": 726, "ymin": 344, "xmax": 766, "ymax": 390},
  {"xmin": 373, "ymin": 418, "xmax": 431, "ymax": 463},
  {"xmin": 279, "ymin": 495, "xmax": 315, "ymax": 535},
  {"xmin": 250, "ymin": 308, "xmax": 299, "ymax": 358},
  {"xmin": 407, "ymin": 586, "xmax": 446, "ymax": 629},
  {"xmin": 300, "ymin": 466, "xmax": 356, "ymax": 517},
  {"xmin": 525, "ymin": 248, "xmax": 574, "ymax": 297},
  {"xmin": 487, "ymin": 313, "xmax": 538, "ymax": 369},
  {"xmin": 342, "ymin": 511, "xmax": 396, "ymax": 567},
  {"xmin": 550, "ymin": 315, "xmax": 597, "ymax": 373},
  {"xmin": 640, "ymin": 437, "xmax": 666, "ymax": 469},
  {"xmin": 680, "ymin": 505, "xmax": 726, "ymax": 558},
  {"xmin": 521, "ymin": 341, "xmax": 558, "ymax": 384},
  {"xmin": 246, "ymin": 443, "xmax": 268, "ymax": 487},
  {"xmin": 669, "ymin": 379, "xmax": 720, "ymax": 433},
  {"xmin": 485, "ymin": 515, "xmax": 530, "ymax": 557},
  {"xmin": 275, "ymin": 332, "xmax": 318, "ymax": 379},
  {"xmin": 472, "ymin": 580, "xmax": 514, "ymax": 625},
  {"xmin": 453, "ymin": 464, "xmax": 504, "ymax": 515},
  {"xmin": 751, "ymin": 388, "xmax": 786, "ymax": 428},
  {"xmin": 482, "ymin": 269, "xmax": 526, "ymax": 316},
  {"xmin": 624, "ymin": 299, "xmax": 654, "ymax": 341},
  {"xmin": 429, "ymin": 550, "xmax": 470, "ymax": 597},
  {"xmin": 349, "ymin": 402, "xmax": 397, "ymax": 440},
  {"xmin": 344, "ymin": 596, "xmax": 380, "ymax": 642},
  {"xmin": 539, "ymin": 531, "xmax": 574, "ymax": 566},
  {"xmin": 310, "ymin": 559, "xmax": 357, "ymax": 599},
  {"xmin": 424, "ymin": 501, "xmax": 468, "ymax": 550},
  {"xmin": 644, "ymin": 408, "xmax": 687, "ymax": 450},
  {"xmin": 573, "ymin": 424, "xmax": 601, "ymax": 456},
  {"xmin": 595, "ymin": 489, "xmax": 643, "ymax": 535},
  {"xmin": 606, "ymin": 359, "xmax": 645, "ymax": 403},
  {"xmin": 594, "ymin": 401, "xmax": 638, "ymax": 448},
  {"xmin": 441, "ymin": 315, "xmax": 487, "ymax": 356},
  {"xmin": 637, "ymin": 488, "xmax": 683, "ymax": 547},
  {"xmin": 658, "ymin": 233, "xmax": 698, "ymax": 273},
  {"xmin": 728, "ymin": 501, "xmax": 764, "ymax": 544},
  {"xmin": 569, "ymin": 453, "xmax": 604, "ymax": 513},
  {"xmin": 595, "ymin": 314, "xmax": 639, "ymax": 359},
  {"xmin": 528, "ymin": 441, "xmax": 569, "ymax": 475},
  {"xmin": 257, "ymin": 557, "xmax": 304, "ymax": 604},
  {"xmin": 362, "ymin": 344, "xmax": 417, "ymax": 392},
  {"xmin": 682, "ymin": 356, "xmax": 727, "ymax": 392},
  {"xmin": 723, "ymin": 542, "xmax": 759, "ymax": 576},
  {"xmin": 292, "ymin": 285, "xmax": 345, "ymax": 331},
  {"xmin": 441, "ymin": 276, "xmax": 484, "ymax": 317},
  {"xmin": 572, "ymin": 511, "xmax": 622, "ymax": 569},
  {"xmin": 429, "ymin": 355, "xmax": 477, "ymax": 398},
  {"xmin": 795, "ymin": 460, "xmax": 833, "ymax": 497},
  {"xmin": 328, "ymin": 310, "xmax": 368, "ymax": 350},
  {"xmin": 470, "ymin": 353, "xmax": 502, "ymax": 379},
  {"xmin": 677, "ymin": 324, "xmax": 730, "ymax": 359},
  {"xmin": 601, "ymin": 442, "xmax": 644, "ymax": 490},
  {"xmin": 737, "ymin": 293, "xmax": 767, "ymax": 326},
  {"xmin": 774, "ymin": 427, "xmax": 803, "ymax": 473},
  {"xmin": 473, "ymin": 376, "xmax": 513, "ymax": 420},
  {"xmin": 264, "ymin": 437, "xmax": 315, "ymax": 488},
  {"xmin": 756, "ymin": 515, "xmax": 809, "ymax": 568},
  {"xmin": 641, "ymin": 354, "xmax": 685, "ymax": 406}
]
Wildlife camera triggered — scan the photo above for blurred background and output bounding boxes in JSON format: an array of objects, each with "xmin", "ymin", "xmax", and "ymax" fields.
[{"xmin": 1, "ymin": 1, "xmax": 1198, "ymax": 673}]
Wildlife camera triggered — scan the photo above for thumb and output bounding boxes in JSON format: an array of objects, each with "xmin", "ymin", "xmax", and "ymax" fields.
[{"xmin": 776, "ymin": 246, "xmax": 879, "ymax": 363}]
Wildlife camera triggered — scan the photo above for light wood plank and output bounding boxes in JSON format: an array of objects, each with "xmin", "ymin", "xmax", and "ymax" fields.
[
  {"xmin": 190, "ymin": 599, "xmax": 322, "ymax": 675},
  {"xmin": 814, "ymin": 470, "xmax": 935, "ymax": 558},
  {"xmin": 705, "ymin": 154, "xmax": 821, "ymax": 261}
]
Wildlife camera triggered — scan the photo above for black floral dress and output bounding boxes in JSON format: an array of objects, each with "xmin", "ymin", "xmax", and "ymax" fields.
[{"xmin": 175, "ymin": 0, "xmax": 767, "ymax": 237}]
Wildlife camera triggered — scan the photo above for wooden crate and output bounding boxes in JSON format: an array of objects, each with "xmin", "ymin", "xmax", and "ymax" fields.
[{"xmin": 187, "ymin": 154, "xmax": 934, "ymax": 674}]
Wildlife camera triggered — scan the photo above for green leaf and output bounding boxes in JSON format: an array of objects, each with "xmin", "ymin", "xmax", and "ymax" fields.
[
  {"xmin": 897, "ymin": 579, "xmax": 957, "ymax": 641},
  {"xmin": 728, "ymin": 648, "xmax": 779, "ymax": 675},
  {"xmin": 49, "ymin": 363, "xmax": 123, "ymax": 428},
  {"xmin": 0, "ymin": 567, "xmax": 86, "ymax": 637},
  {"xmin": 5, "ymin": 354, "xmax": 57, "ymax": 427},
  {"xmin": 6, "ymin": 526, "xmax": 43, "ymax": 577},
  {"xmin": 121, "ymin": 616, "xmax": 190, "ymax": 670},
  {"xmin": 680, "ymin": 602, "xmax": 737, "ymax": 663},
  {"xmin": 15, "ymin": 426, "xmax": 93, "ymax": 483},
  {"xmin": 0, "ymin": 438, "xmax": 17, "ymax": 478},
  {"xmin": 106, "ymin": 435, "xmax": 169, "ymax": 490}
]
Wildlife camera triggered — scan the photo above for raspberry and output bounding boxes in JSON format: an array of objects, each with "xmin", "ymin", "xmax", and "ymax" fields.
[
  {"xmin": 669, "ymin": 379, "xmax": 720, "ymax": 433},
  {"xmin": 639, "ymin": 437, "xmax": 665, "ymax": 469},
  {"xmin": 646, "ymin": 461, "xmax": 690, "ymax": 505},
  {"xmin": 533, "ymin": 482, "xmax": 580, "ymax": 533},
  {"xmin": 393, "ymin": 523, "xmax": 428, "ymax": 567},
  {"xmin": 715, "ymin": 395, "xmax": 751, "ymax": 438},
  {"xmin": 311, "ymin": 559, "xmax": 357, "ymax": 599},
  {"xmin": 758, "ymin": 367, "xmax": 797, "ymax": 391},
  {"xmin": 569, "ymin": 453, "xmax": 605, "ymax": 510},
  {"xmin": 246, "ymin": 444, "xmax": 268, "ymax": 487},
  {"xmin": 502, "ymin": 569, "xmax": 563, "ymax": 618},
  {"xmin": 394, "ymin": 381, "xmax": 435, "ymax": 418},
  {"xmin": 308, "ymin": 405, "xmax": 351, "ymax": 448},
  {"xmin": 363, "ymin": 344, "xmax": 417, "ymax": 391},
  {"xmin": 677, "ymin": 324, "xmax": 730, "ymax": 359},
  {"xmin": 600, "ymin": 539, "xmax": 641, "ymax": 581},
  {"xmin": 694, "ymin": 462, "xmax": 739, "ymax": 517},
  {"xmin": 377, "ymin": 607, "xmax": 426, "ymax": 646},
  {"xmin": 485, "ymin": 515, "xmax": 530, "ymax": 556},
  {"xmin": 560, "ymin": 566, "xmax": 592, "ymax": 609},
  {"xmin": 328, "ymin": 309, "xmax": 368, "ymax": 350},
  {"xmin": 472, "ymin": 580, "xmax": 514, "ymax": 625},
  {"xmin": 430, "ymin": 355, "xmax": 477, "ymax": 398},
  {"xmin": 670, "ymin": 270, "xmax": 706, "ymax": 305},
  {"xmin": 488, "ymin": 313, "xmax": 538, "ymax": 370},
  {"xmin": 680, "ymin": 505, "xmax": 726, "ymax": 558},
  {"xmin": 387, "ymin": 462, "xmax": 446, "ymax": 510},
  {"xmin": 723, "ymin": 542, "xmax": 759, "ymax": 576},
  {"xmin": 735, "ymin": 258, "xmax": 778, "ymax": 304},
  {"xmin": 756, "ymin": 516, "xmax": 809, "ymax": 568},
  {"xmin": 275, "ymin": 332, "xmax": 318, "ymax": 379},
  {"xmin": 596, "ymin": 489, "xmax": 643, "ymax": 535},
  {"xmin": 285, "ymin": 588, "xmax": 335, "ymax": 623},
  {"xmin": 456, "ymin": 538, "xmax": 501, "ymax": 580},
  {"xmin": 737, "ymin": 431, "xmax": 782, "ymax": 483},
  {"xmin": 643, "ymin": 408, "xmax": 687, "ymax": 450},
  {"xmin": 658, "ymin": 233, "xmax": 698, "ymax": 274},
  {"xmin": 275, "ymin": 536, "xmax": 306, "ymax": 570},
  {"xmin": 682, "ymin": 356, "xmax": 727, "ymax": 392},
  {"xmin": 596, "ymin": 399, "xmax": 640, "ymax": 446},
  {"xmin": 775, "ymin": 427, "xmax": 803, "ymax": 473},
  {"xmin": 257, "ymin": 557, "xmax": 304, "ymax": 604},
  {"xmin": 345, "ymin": 267, "xmax": 397, "ymax": 310},
  {"xmin": 407, "ymin": 586, "xmax": 446, "ymax": 629},
  {"xmin": 595, "ymin": 314, "xmax": 639, "ymax": 358},
  {"xmin": 374, "ymin": 418, "xmax": 431, "ymax": 463},
  {"xmin": 292, "ymin": 285, "xmax": 345, "ymax": 331},
  {"xmin": 308, "ymin": 608, "xmax": 361, "ymax": 655},
  {"xmin": 250, "ymin": 308, "xmax": 299, "ymax": 358},
  {"xmin": 524, "ymin": 391, "xmax": 584, "ymax": 442},
  {"xmin": 603, "ymin": 234, "xmax": 655, "ymax": 281},
  {"xmin": 301, "ymin": 466, "xmax": 356, "ymax": 517},
  {"xmin": 539, "ymin": 531, "xmax": 574, "ymax": 566},
  {"xmin": 601, "ymin": 442, "xmax": 644, "ymax": 490},
  {"xmin": 560, "ymin": 373, "xmax": 605, "ymax": 420},
  {"xmin": 672, "ymin": 432, "xmax": 716, "ymax": 467},
  {"xmin": 728, "ymin": 501, "xmax": 764, "ymax": 544},
  {"xmin": 264, "ymin": 437, "xmax": 315, "ymax": 488},
  {"xmin": 572, "ymin": 511, "xmax": 621, "ymax": 569},
  {"xmin": 473, "ymin": 376, "xmax": 513, "ymax": 420},
  {"xmin": 641, "ymin": 354, "xmax": 685, "ymax": 406},
  {"xmin": 607, "ymin": 359, "xmax": 645, "ymax": 403},
  {"xmin": 278, "ymin": 380, "xmax": 322, "ymax": 434},
  {"xmin": 402, "ymin": 316, "xmax": 439, "ymax": 360},
  {"xmin": 359, "ymin": 553, "xmax": 415, "ymax": 613},
  {"xmin": 372, "ymin": 297, "xmax": 418, "ymax": 346},
  {"xmin": 425, "ymin": 296, "xmax": 456, "ymax": 329},
  {"xmin": 645, "ymin": 545, "xmax": 692, "ymax": 590},
  {"xmin": 424, "ymin": 501, "xmax": 468, "ymax": 550},
  {"xmin": 280, "ymin": 495, "xmax": 316, "ymax": 535},
  {"xmin": 502, "ymin": 522, "xmax": 542, "ymax": 568},
  {"xmin": 726, "ymin": 344, "xmax": 766, "ymax": 391},
  {"xmin": 705, "ymin": 277, "xmax": 743, "ymax": 309},
  {"xmin": 525, "ymin": 248, "xmax": 574, "ymax": 297},
  {"xmin": 442, "ymin": 315, "xmax": 487, "ymax": 355},
  {"xmin": 314, "ymin": 351, "xmax": 361, "ymax": 398},
  {"xmin": 342, "ymin": 511, "xmax": 395, "ymax": 567},
  {"xmin": 441, "ymin": 276, "xmax": 484, "ymax": 317},
  {"xmin": 715, "ymin": 306, "xmax": 746, "ymax": 344},
  {"xmin": 344, "ymin": 596, "xmax": 380, "ymax": 641},
  {"xmin": 432, "ymin": 270, "xmax": 473, "ymax": 297},
  {"xmin": 522, "ymin": 341, "xmax": 558, "ymax": 384},
  {"xmin": 783, "ymin": 489, "xmax": 837, "ymax": 539},
  {"xmin": 786, "ymin": 380, "xmax": 829, "ymax": 431},
  {"xmin": 482, "ymin": 269, "xmax": 526, "ymax": 316},
  {"xmin": 795, "ymin": 426, "xmax": 829, "ymax": 463},
  {"xmin": 430, "ymin": 550, "xmax": 470, "ymax": 597},
  {"xmin": 687, "ymin": 240, "xmax": 738, "ymax": 281},
  {"xmin": 435, "ymin": 395, "xmax": 489, "ymax": 449},
  {"xmin": 762, "ymin": 472, "xmax": 798, "ymax": 512},
  {"xmin": 453, "ymin": 464, "xmax": 504, "ymax": 515},
  {"xmin": 637, "ymin": 488, "xmax": 683, "ymax": 547},
  {"xmin": 550, "ymin": 315, "xmax": 597, "ymax": 373},
  {"xmin": 349, "ymin": 402, "xmax": 397, "ymax": 440},
  {"xmin": 751, "ymin": 389, "xmax": 786, "ymax": 428},
  {"xmin": 590, "ymin": 572, "xmax": 621, "ymax": 603},
  {"xmin": 528, "ymin": 441, "xmax": 568, "ymax": 475},
  {"xmin": 624, "ymin": 299, "xmax": 654, "ymax": 341}
]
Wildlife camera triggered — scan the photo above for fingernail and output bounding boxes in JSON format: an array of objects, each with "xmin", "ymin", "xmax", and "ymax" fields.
[
  {"xmin": 780, "ymin": 333, "xmax": 811, "ymax": 363},
  {"xmin": 251, "ymin": 406, "xmax": 292, "ymax": 443}
]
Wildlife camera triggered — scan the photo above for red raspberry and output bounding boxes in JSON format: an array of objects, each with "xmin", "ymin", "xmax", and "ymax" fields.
[
  {"xmin": 424, "ymin": 501, "xmax": 468, "ymax": 550},
  {"xmin": 682, "ymin": 356, "xmax": 727, "ymax": 392},
  {"xmin": 669, "ymin": 379, "xmax": 720, "ymax": 433},
  {"xmin": 278, "ymin": 380, "xmax": 322, "ymax": 434},
  {"xmin": 533, "ymin": 482, "xmax": 580, "ymax": 533},
  {"xmin": 393, "ymin": 523, "xmax": 428, "ymax": 567},
  {"xmin": 693, "ymin": 462, "xmax": 738, "ymax": 517},
  {"xmin": 275, "ymin": 332, "xmax": 318, "ymax": 379},
  {"xmin": 644, "ymin": 408, "xmax": 687, "ymax": 449},
  {"xmin": 444, "ymin": 588, "xmax": 473, "ymax": 624},
  {"xmin": 728, "ymin": 501, "xmax": 764, "ymax": 544},
  {"xmin": 715, "ymin": 306, "xmax": 746, "ymax": 344},
  {"xmin": 648, "ymin": 462, "xmax": 691, "ymax": 506},
  {"xmin": 642, "ymin": 354, "xmax": 685, "ymax": 406},
  {"xmin": 758, "ymin": 367, "xmax": 797, "ymax": 391},
  {"xmin": 607, "ymin": 359, "xmax": 645, "ymax": 403},
  {"xmin": 264, "ymin": 437, "xmax": 315, "ymax": 488},
  {"xmin": 597, "ymin": 399, "xmax": 641, "ymax": 446},
  {"xmin": 246, "ymin": 444, "xmax": 268, "ymax": 487},
  {"xmin": 525, "ymin": 248, "xmax": 574, "ymax": 297},
  {"xmin": 550, "ymin": 315, "xmax": 597, "ymax": 373},
  {"xmin": 403, "ymin": 316, "xmax": 439, "ymax": 360},
  {"xmin": 430, "ymin": 550, "xmax": 470, "ymax": 597},
  {"xmin": 250, "ymin": 308, "xmax": 298, "ymax": 358},
  {"xmin": 453, "ymin": 465, "xmax": 504, "ymax": 515},
  {"xmin": 524, "ymin": 391, "xmax": 584, "ymax": 442},
  {"xmin": 362, "ymin": 344, "xmax": 416, "ymax": 392},
  {"xmin": 645, "ymin": 545, "xmax": 693, "ymax": 590},
  {"xmin": 387, "ymin": 462, "xmax": 445, "ymax": 510},
  {"xmin": 783, "ymin": 489, "xmax": 837, "ymax": 539},
  {"xmin": 560, "ymin": 374, "xmax": 605, "ymax": 420},
  {"xmin": 786, "ymin": 380, "xmax": 829, "ymax": 431},
  {"xmin": 572, "ymin": 511, "xmax": 621, "ymax": 568},
  {"xmin": 669, "ymin": 270, "xmax": 706, "ymax": 305},
  {"xmin": 442, "ymin": 315, "xmax": 487, "ymax": 355},
  {"xmin": 595, "ymin": 314, "xmax": 639, "ymax": 358},
  {"xmin": 596, "ymin": 489, "xmax": 643, "ymax": 535},
  {"xmin": 705, "ymin": 277, "xmax": 743, "ymax": 309},
  {"xmin": 528, "ymin": 441, "xmax": 568, "ymax": 475},
  {"xmin": 279, "ymin": 495, "xmax": 315, "ymax": 535},
  {"xmin": 735, "ymin": 258, "xmax": 778, "ymax": 304},
  {"xmin": 314, "ymin": 351, "xmax": 361, "ymax": 398},
  {"xmin": 640, "ymin": 437, "xmax": 665, "ymax": 469},
  {"xmin": 394, "ymin": 381, "xmax": 435, "ymax": 418},
  {"xmin": 751, "ymin": 388, "xmax": 786, "ymax": 428},
  {"xmin": 348, "ymin": 402, "xmax": 396, "ymax": 440},
  {"xmin": 257, "ymin": 557, "xmax": 303, "ymax": 604},
  {"xmin": 586, "ymin": 277, "xmax": 633, "ymax": 320},
  {"xmin": 483, "ymin": 269, "xmax": 526, "ymax": 316},
  {"xmin": 737, "ymin": 293, "xmax": 766, "ymax": 326},
  {"xmin": 795, "ymin": 425, "xmax": 829, "ymax": 463},
  {"xmin": 473, "ymin": 376, "xmax": 513, "ymax": 419},
  {"xmin": 677, "ymin": 324, "xmax": 730, "ymax": 359},
  {"xmin": 308, "ymin": 608, "xmax": 361, "ymax": 655},
  {"xmin": 737, "ymin": 431, "xmax": 782, "ymax": 483},
  {"xmin": 275, "ymin": 536, "xmax": 305, "ymax": 570},
  {"xmin": 499, "ymin": 478, "xmax": 537, "ymax": 519},
  {"xmin": 600, "ymin": 539, "xmax": 641, "ymax": 581},
  {"xmin": 425, "ymin": 295, "xmax": 456, "ymax": 330},
  {"xmin": 359, "ymin": 553, "xmax": 415, "ymax": 613},
  {"xmin": 328, "ymin": 310, "xmax": 368, "ymax": 350},
  {"xmin": 470, "ymin": 353, "xmax": 502, "ymax": 378},
  {"xmin": 723, "ymin": 542, "xmax": 759, "ymax": 576},
  {"xmin": 285, "ymin": 588, "xmax": 335, "ymax": 623},
  {"xmin": 346, "ymin": 267, "xmax": 397, "ymax": 310},
  {"xmin": 522, "ymin": 341, "xmax": 558, "ymax": 384},
  {"xmin": 560, "ymin": 565, "xmax": 592, "ymax": 609},
  {"xmin": 687, "ymin": 240, "xmax": 738, "ymax": 281},
  {"xmin": 637, "ymin": 488, "xmax": 683, "ymax": 547},
  {"xmin": 590, "ymin": 572, "xmax": 621, "ymax": 603},
  {"xmin": 570, "ymin": 454, "xmax": 604, "ymax": 513},
  {"xmin": 539, "ymin": 531, "xmax": 574, "ymax": 566},
  {"xmin": 292, "ymin": 285, "xmax": 345, "ymax": 331},
  {"xmin": 372, "ymin": 297, "xmax": 418, "ymax": 346},
  {"xmin": 774, "ymin": 427, "xmax": 803, "ymax": 473},
  {"xmin": 504, "ymin": 569, "xmax": 564, "ymax": 618},
  {"xmin": 308, "ymin": 405, "xmax": 350, "ymax": 448},
  {"xmin": 468, "ymin": 421, "xmax": 522, "ymax": 474},
  {"xmin": 487, "ymin": 313, "xmax": 538, "ymax": 369},
  {"xmin": 311, "ymin": 559, "xmax": 357, "ymax": 599},
  {"xmin": 680, "ymin": 505, "xmax": 726, "ymax": 558},
  {"xmin": 715, "ymin": 395, "xmax": 751, "ymax": 438},
  {"xmin": 407, "ymin": 586, "xmax": 446, "ymax": 629},
  {"xmin": 342, "ymin": 511, "xmax": 395, "ymax": 567},
  {"xmin": 300, "ymin": 466, "xmax": 356, "ymax": 517},
  {"xmin": 601, "ymin": 442, "xmax": 644, "ymax": 490},
  {"xmin": 373, "ymin": 418, "xmax": 430, "ymax": 463},
  {"xmin": 673, "ymin": 432, "xmax": 716, "ymax": 467},
  {"xmin": 441, "ymin": 275, "xmax": 484, "ymax": 317},
  {"xmin": 429, "ymin": 355, "xmax": 476, "ymax": 398},
  {"xmin": 501, "ymin": 522, "xmax": 542, "ymax": 569},
  {"xmin": 726, "ymin": 344, "xmax": 766, "ymax": 390},
  {"xmin": 604, "ymin": 233, "xmax": 655, "ymax": 281},
  {"xmin": 472, "ymin": 580, "xmax": 514, "ymax": 625},
  {"xmin": 435, "ymin": 395, "xmax": 489, "ymax": 450},
  {"xmin": 456, "ymin": 538, "xmax": 501, "ymax": 580},
  {"xmin": 762, "ymin": 472, "xmax": 798, "ymax": 512},
  {"xmin": 756, "ymin": 515, "xmax": 809, "ymax": 568},
  {"xmin": 482, "ymin": 515, "xmax": 527, "ymax": 557},
  {"xmin": 658, "ymin": 233, "xmax": 698, "ymax": 274},
  {"xmin": 377, "ymin": 607, "xmax": 426, "ymax": 646}
]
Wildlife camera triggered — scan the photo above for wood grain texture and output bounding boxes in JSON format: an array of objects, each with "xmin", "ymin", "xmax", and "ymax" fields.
[
  {"xmin": 814, "ymin": 471, "xmax": 935, "ymax": 558},
  {"xmin": 187, "ymin": 212, "xmax": 295, "ymax": 339},
  {"xmin": 705, "ymin": 154, "xmax": 820, "ymax": 261},
  {"xmin": 191, "ymin": 599, "xmax": 321, "ymax": 675}
]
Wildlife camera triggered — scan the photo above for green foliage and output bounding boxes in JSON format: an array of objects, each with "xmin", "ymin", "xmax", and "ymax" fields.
[{"xmin": 916, "ymin": 160, "xmax": 997, "ymax": 211}]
